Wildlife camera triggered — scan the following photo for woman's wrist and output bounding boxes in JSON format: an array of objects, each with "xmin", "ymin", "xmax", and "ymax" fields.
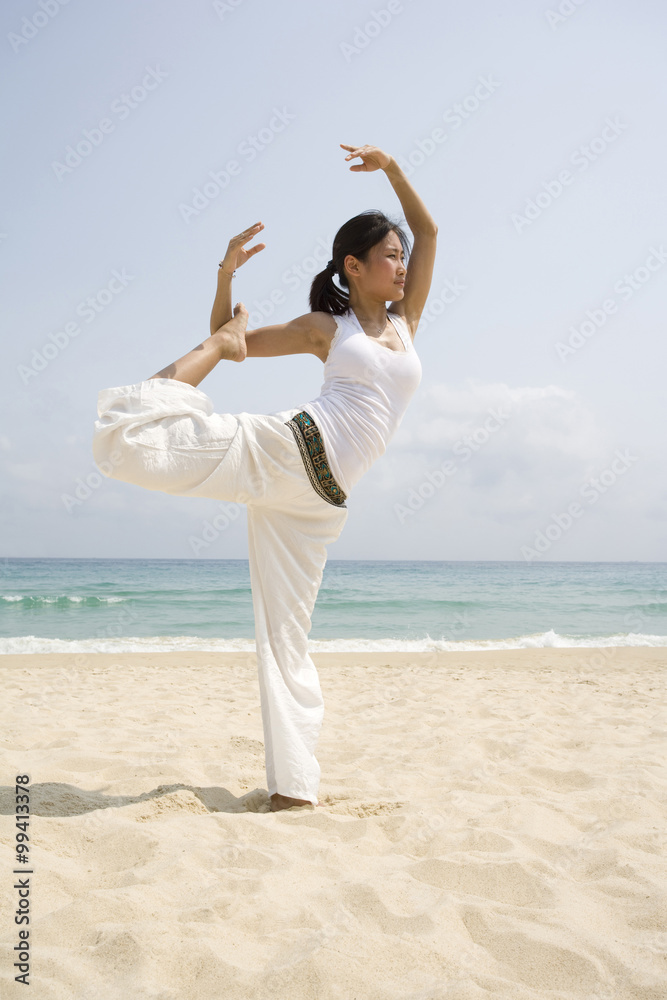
[
  {"xmin": 218, "ymin": 267, "xmax": 235, "ymax": 278},
  {"xmin": 383, "ymin": 155, "xmax": 401, "ymax": 177}
]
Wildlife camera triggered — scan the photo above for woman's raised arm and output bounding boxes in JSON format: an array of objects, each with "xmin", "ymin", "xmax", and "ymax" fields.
[{"xmin": 341, "ymin": 143, "xmax": 438, "ymax": 334}]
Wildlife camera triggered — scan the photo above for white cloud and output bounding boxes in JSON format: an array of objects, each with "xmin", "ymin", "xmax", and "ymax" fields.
[
  {"xmin": 369, "ymin": 379, "xmax": 643, "ymax": 546},
  {"xmin": 392, "ymin": 379, "xmax": 608, "ymax": 490}
]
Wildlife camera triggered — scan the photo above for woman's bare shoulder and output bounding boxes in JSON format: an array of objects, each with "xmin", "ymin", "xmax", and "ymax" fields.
[
  {"xmin": 387, "ymin": 305, "xmax": 418, "ymax": 340},
  {"xmin": 303, "ymin": 311, "xmax": 339, "ymax": 362},
  {"xmin": 308, "ymin": 311, "xmax": 339, "ymax": 336}
]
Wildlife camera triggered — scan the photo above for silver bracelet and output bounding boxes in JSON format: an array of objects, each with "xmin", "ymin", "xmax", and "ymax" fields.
[{"xmin": 218, "ymin": 261, "xmax": 236, "ymax": 276}]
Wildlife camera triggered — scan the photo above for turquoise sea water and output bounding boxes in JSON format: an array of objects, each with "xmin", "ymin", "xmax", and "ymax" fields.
[{"xmin": 1, "ymin": 559, "xmax": 666, "ymax": 653}]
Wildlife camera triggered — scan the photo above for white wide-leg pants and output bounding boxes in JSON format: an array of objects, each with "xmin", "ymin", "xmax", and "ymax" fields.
[{"xmin": 92, "ymin": 378, "xmax": 348, "ymax": 804}]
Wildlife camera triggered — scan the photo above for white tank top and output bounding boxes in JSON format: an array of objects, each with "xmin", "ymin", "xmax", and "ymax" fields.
[{"xmin": 298, "ymin": 308, "xmax": 422, "ymax": 495}]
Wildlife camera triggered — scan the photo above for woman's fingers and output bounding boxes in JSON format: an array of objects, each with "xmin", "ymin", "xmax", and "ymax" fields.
[
  {"xmin": 221, "ymin": 223, "xmax": 265, "ymax": 271},
  {"xmin": 340, "ymin": 143, "xmax": 388, "ymax": 172},
  {"xmin": 341, "ymin": 143, "xmax": 380, "ymax": 168},
  {"xmin": 231, "ymin": 222, "xmax": 264, "ymax": 245},
  {"xmin": 242, "ymin": 223, "xmax": 264, "ymax": 240}
]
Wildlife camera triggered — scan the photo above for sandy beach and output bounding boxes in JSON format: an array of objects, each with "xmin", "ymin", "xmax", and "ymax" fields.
[{"xmin": 1, "ymin": 647, "xmax": 666, "ymax": 999}]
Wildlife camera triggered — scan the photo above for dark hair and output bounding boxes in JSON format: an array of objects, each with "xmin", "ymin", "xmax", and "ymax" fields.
[{"xmin": 309, "ymin": 209, "xmax": 411, "ymax": 315}]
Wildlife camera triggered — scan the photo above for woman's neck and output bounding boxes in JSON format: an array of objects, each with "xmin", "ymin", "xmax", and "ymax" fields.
[{"xmin": 348, "ymin": 298, "xmax": 388, "ymax": 331}]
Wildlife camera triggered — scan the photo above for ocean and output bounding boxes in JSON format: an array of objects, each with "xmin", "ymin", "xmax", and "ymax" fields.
[{"xmin": 1, "ymin": 558, "xmax": 666, "ymax": 653}]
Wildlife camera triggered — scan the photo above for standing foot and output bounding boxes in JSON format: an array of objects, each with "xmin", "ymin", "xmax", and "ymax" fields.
[
  {"xmin": 270, "ymin": 792, "xmax": 314, "ymax": 811},
  {"xmin": 212, "ymin": 302, "xmax": 248, "ymax": 362}
]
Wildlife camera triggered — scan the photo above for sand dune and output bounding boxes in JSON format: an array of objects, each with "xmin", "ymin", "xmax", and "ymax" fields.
[{"xmin": 1, "ymin": 648, "xmax": 666, "ymax": 999}]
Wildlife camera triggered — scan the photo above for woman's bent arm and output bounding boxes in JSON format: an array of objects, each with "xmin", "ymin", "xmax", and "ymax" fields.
[
  {"xmin": 146, "ymin": 310, "xmax": 324, "ymax": 388},
  {"xmin": 210, "ymin": 222, "xmax": 265, "ymax": 335},
  {"xmin": 244, "ymin": 313, "xmax": 327, "ymax": 358},
  {"xmin": 210, "ymin": 268, "xmax": 234, "ymax": 333}
]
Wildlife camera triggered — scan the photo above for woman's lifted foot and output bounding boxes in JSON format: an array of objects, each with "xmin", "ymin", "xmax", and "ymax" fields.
[
  {"xmin": 213, "ymin": 302, "xmax": 248, "ymax": 362},
  {"xmin": 270, "ymin": 792, "xmax": 313, "ymax": 811}
]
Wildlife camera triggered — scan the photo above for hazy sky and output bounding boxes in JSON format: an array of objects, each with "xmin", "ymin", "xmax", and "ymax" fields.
[{"xmin": 2, "ymin": 0, "xmax": 666, "ymax": 561}]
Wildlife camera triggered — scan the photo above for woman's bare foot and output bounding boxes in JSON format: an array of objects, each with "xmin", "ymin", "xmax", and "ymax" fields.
[
  {"xmin": 212, "ymin": 302, "xmax": 248, "ymax": 362},
  {"xmin": 270, "ymin": 792, "xmax": 313, "ymax": 811}
]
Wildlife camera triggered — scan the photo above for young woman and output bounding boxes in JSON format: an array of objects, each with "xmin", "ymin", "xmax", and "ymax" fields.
[{"xmin": 93, "ymin": 143, "xmax": 437, "ymax": 812}]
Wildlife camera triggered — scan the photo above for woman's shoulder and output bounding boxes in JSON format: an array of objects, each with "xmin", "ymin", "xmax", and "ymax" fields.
[
  {"xmin": 307, "ymin": 310, "xmax": 350, "ymax": 363},
  {"xmin": 387, "ymin": 307, "xmax": 417, "ymax": 341},
  {"xmin": 308, "ymin": 309, "xmax": 347, "ymax": 336}
]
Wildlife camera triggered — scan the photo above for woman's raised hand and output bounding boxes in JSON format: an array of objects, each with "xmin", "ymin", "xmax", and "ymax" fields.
[
  {"xmin": 340, "ymin": 143, "xmax": 392, "ymax": 172},
  {"xmin": 219, "ymin": 221, "xmax": 266, "ymax": 274}
]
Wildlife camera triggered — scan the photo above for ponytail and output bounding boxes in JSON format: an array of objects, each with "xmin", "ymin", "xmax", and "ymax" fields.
[{"xmin": 308, "ymin": 261, "xmax": 350, "ymax": 315}]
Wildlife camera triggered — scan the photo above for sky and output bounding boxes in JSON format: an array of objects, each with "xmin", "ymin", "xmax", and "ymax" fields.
[{"xmin": 1, "ymin": 0, "xmax": 666, "ymax": 562}]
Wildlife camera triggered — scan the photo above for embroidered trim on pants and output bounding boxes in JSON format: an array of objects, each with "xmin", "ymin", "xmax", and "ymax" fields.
[{"xmin": 285, "ymin": 410, "xmax": 347, "ymax": 507}]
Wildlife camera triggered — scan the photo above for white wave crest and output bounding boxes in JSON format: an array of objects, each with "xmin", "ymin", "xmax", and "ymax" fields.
[
  {"xmin": 1, "ymin": 630, "xmax": 666, "ymax": 655},
  {"xmin": 0, "ymin": 595, "xmax": 126, "ymax": 605}
]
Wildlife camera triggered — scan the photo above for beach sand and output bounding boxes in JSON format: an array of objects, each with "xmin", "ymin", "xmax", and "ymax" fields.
[{"xmin": 1, "ymin": 647, "xmax": 666, "ymax": 999}]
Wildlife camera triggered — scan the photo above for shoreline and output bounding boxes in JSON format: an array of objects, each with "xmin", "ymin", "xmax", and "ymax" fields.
[{"xmin": 1, "ymin": 646, "xmax": 666, "ymax": 670}]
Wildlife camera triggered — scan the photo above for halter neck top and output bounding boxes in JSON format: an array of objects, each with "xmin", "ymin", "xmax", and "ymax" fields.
[{"xmin": 298, "ymin": 308, "xmax": 422, "ymax": 495}]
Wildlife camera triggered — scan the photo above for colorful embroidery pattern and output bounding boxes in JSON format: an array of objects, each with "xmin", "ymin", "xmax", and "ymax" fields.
[{"xmin": 285, "ymin": 410, "xmax": 347, "ymax": 507}]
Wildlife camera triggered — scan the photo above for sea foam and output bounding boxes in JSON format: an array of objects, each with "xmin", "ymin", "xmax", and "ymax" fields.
[{"xmin": 1, "ymin": 630, "xmax": 666, "ymax": 654}]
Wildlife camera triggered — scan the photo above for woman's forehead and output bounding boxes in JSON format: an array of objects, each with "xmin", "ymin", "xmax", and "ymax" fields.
[{"xmin": 375, "ymin": 233, "xmax": 403, "ymax": 251}]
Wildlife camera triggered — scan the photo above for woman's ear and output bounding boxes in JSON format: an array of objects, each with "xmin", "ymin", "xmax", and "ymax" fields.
[{"xmin": 343, "ymin": 254, "xmax": 361, "ymax": 280}]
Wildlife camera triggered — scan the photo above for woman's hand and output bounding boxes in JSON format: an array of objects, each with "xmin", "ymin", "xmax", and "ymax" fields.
[
  {"xmin": 340, "ymin": 143, "xmax": 392, "ymax": 172},
  {"xmin": 219, "ymin": 221, "xmax": 266, "ymax": 275}
]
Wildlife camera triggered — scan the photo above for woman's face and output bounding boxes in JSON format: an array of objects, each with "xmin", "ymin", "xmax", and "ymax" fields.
[{"xmin": 346, "ymin": 232, "xmax": 407, "ymax": 300}]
